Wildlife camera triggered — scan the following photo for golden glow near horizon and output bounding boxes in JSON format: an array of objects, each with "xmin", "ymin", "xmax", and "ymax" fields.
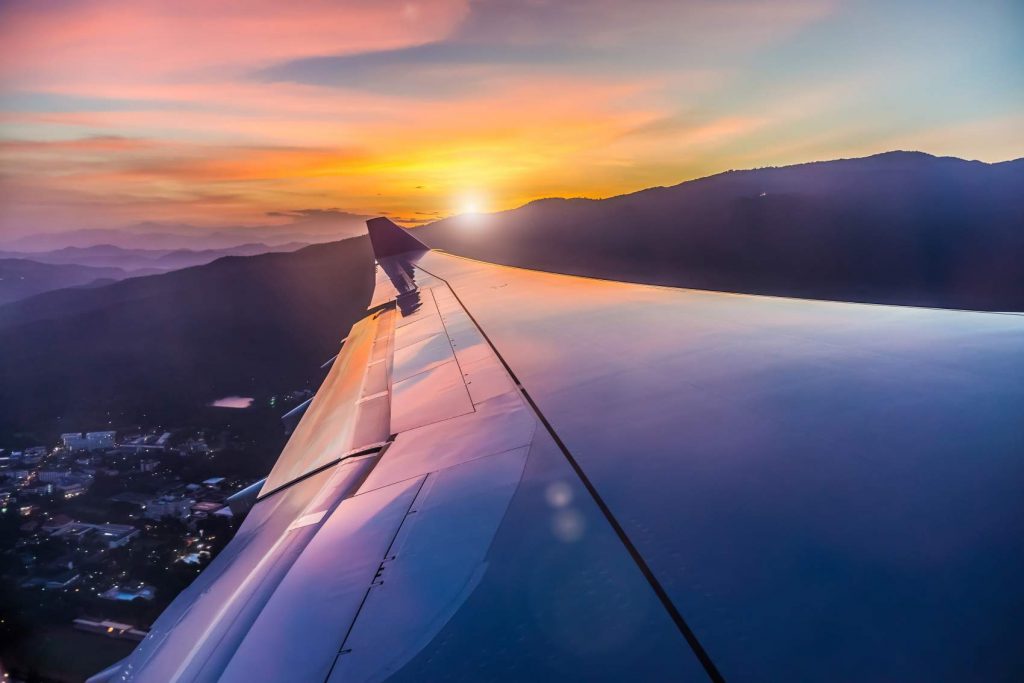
[{"xmin": 0, "ymin": 0, "xmax": 1022, "ymax": 237}]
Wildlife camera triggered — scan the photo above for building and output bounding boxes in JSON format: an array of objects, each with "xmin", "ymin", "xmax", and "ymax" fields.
[
  {"xmin": 144, "ymin": 495, "xmax": 194, "ymax": 521},
  {"xmin": 181, "ymin": 437, "xmax": 211, "ymax": 455},
  {"xmin": 58, "ymin": 481, "xmax": 87, "ymax": 499},
  {"xmin": 38, "ymin": 469, "xmax": 71, "ymax": 484},
  {"xmin": 4, "ymin": 469, "xmax": 32, "ymax": 483},
  {"xmin": 41, "ymin": 514, "xmax": 75, "ymax": 533},
  {"xmin": 22, "ymin": 569, "xmax": 80, "ymax": 590},
  {"xmin": 61, "ymin": 431, "xmax": 117, "ymax": 451},
  {"xmin": 52, "ymin": 522, "xmax": 138, "ymax": 548},
  {"xmin": 100, "ymin": 584, "xmax": 156, "ymax": 602},
  {"xmin": 110, "ymin": 492, "xmax": 150, "ymax": 507},
  {"xmin": 38, "ymin": 471, "xmax": 93, "ymax": 496},
  {"xmin": 190, "ymin": 501, "xmax": 226, "ymax": 519},
  {"xmin": 73, "ymin": 618, "xmax": 147, "ymax": 641}
]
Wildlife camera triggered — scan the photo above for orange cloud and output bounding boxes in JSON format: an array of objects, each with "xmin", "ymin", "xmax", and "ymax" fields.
[{"xmin": 1, "ymin": 0, "xmax": 1021, "ymax": 237}]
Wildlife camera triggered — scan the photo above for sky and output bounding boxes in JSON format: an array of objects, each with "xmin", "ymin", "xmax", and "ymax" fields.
[{"xmin": 0, "ymin": 0, "xmax": 1022, "ymax": 238}]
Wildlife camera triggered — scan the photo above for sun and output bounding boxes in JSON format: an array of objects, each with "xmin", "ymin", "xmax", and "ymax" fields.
[{"xmin": 456, "ymin": 192, "xmax": 486, "ymax": 216}]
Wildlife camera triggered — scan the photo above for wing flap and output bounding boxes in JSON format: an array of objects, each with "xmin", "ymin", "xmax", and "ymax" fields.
[
  {"xmin": 327, "ymin": 448, "xmax": 528, "ymax": 682},
  {"xmin": 217, "ymin": 476, "xmax": 424, "ymax": 683}
]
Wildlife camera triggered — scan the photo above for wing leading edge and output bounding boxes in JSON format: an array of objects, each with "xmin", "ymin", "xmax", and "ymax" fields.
[{"xmin": 91, "ymin": 218, "xmax": 709, "ymax": 682}]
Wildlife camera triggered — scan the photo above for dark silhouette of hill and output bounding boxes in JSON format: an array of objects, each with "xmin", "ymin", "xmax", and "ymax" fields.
[
  {"xmin": 414, "ymin": 151, "xmax": 1024, "ymax": 311},
  {"xmin": 0, "ymin": 259, "xmax": 130, "ymax": 305},
  {"xmin": 0, "ymin": 237, "xmax": 374, "ymax": 442}
]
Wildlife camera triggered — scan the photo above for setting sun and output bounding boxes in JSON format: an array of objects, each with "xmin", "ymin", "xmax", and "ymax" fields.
[{"xmin": 456, "ymin": 192, "xmax": 486, "ymax": 216}]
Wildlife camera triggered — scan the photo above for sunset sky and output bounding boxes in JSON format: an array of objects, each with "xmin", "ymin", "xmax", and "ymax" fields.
[{"xmin": 1, "ymin": 0, "xmax": 1021, "ymax": 238}]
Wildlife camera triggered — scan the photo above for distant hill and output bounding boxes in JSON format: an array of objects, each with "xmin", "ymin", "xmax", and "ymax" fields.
[
  {"xmin": 1, "ymin": 210, "xmax": 371, "ymax": 252},
  {"xmin": 0, "ymin": 238, "xmax": 374, "ymax": 442},
  {"xmin": 415, "ymin": 151, "xmax": 1024, "ymax": 311},
  {"xmin": 0, "ymin": 242, "xmax": 308, "ymax": 273},
  {"xmin": 152, "ymin": 243, "xmax": 307, "ymax": 270},
  {"xmin": 0, "ymin": 259, "xmax": 130, "ymax": 305}
]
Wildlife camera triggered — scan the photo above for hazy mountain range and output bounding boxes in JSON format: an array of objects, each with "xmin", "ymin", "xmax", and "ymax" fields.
[
  {"xmin": 0, "ymin": 242, "xmax": 307, "ymax": 271},
  {"xmin": 0, "ymin": 209, "xmax": 371, "ymax": 252},
  {"xmin": 0, "ymin": 209, "xmax": 372, "ymax": 306},
  {"xmin": 415, "ymin": 151, "xmax": 1024, "ymax": 311},
  {"xmin": 0, "ymin": 242, "xmax": 309, "ymax": 305}
]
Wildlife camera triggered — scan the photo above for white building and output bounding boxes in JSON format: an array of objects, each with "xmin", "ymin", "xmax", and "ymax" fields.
[
  {"xmin": 61, "ymin": 431, "xmax": 117, "ymax": 451},
  {"xmin": 53, "ymin": 522, "xmax": 138, "ymax": 548},
  {"xmin": 38, "ymin": 469, "xmax": 71, "ymax": 483}
]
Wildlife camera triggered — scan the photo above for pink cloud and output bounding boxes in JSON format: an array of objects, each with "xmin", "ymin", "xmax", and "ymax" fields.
[{"xmin": 0, "ymin": 0, "xmax": 469, "ymax": 88}]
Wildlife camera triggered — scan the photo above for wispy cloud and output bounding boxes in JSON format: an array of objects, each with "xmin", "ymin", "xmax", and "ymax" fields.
[{"xmin": 0, "ymin": 0, "xmax": 1021, "ymax": 235}]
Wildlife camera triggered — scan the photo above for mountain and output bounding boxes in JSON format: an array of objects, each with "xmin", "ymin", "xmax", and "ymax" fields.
[
  {"xmin": 0, "ymin": 238, "xmax": 375, "ymax": 442},
  {"xmin": 0, "ymin": 244, "xmax": 156, "ymax": 267},
  {"xmin": 1, "ymin": 210, "xmax": 371, "ymax": 252},
  {"xmin": 150, "ymin": 242, "xmax": 307, "ymax": 270},
  {"xmin": 0, "ymin": 242, "xmax": 307, "ymax": 273},
  {"xmin": 0, "ymin": 259, "xmax": 130, "ymax": 305},
  {"xmin": 414, "ymin": 151, "xmax": 1024, "ymax": 311}
]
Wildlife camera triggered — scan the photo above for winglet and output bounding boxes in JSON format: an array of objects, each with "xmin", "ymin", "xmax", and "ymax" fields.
[{"xmin": 367, "ymin": 217, "xmax": 429, "ymax": 259}]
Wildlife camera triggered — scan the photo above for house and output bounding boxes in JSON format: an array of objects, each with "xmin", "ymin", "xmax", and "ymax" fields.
[
  {"xmin": 190, "ymin": 501, "xmax": 226, "ymax": 519},
  {"xmin": 22, "ymin": 569, "xmax": 81, "ymax": 590},
  {"xmin": 100, "ymin": 583, "xmax": 156, "ymax": 602},
  {"xmin": 144, "ymin": 495, "xmax": 193, "ymax": 521}
]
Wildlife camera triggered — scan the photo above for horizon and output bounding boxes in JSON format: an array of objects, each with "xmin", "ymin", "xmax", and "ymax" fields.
[
  {"xmin": 0, "ymin": 148, "xmax": 1018, "ymax": 248},
  {"xmin": 2, "ymin": 0, "xmax": 1023, "ymax": 238}
]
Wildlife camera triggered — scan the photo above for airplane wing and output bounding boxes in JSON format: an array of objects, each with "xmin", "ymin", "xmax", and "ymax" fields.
[{"xmin": 92, "ymin": 218, "xmax": 1024, "ymax": 682}]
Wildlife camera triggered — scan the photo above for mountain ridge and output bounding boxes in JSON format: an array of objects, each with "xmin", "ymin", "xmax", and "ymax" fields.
[
  {"xmin": 414, "ymin": 150, "xmax": 1024, "ymax": 311},
  {"xmin": 0, "ymin": 259, "xmax": 133, "ymax": 306}
]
